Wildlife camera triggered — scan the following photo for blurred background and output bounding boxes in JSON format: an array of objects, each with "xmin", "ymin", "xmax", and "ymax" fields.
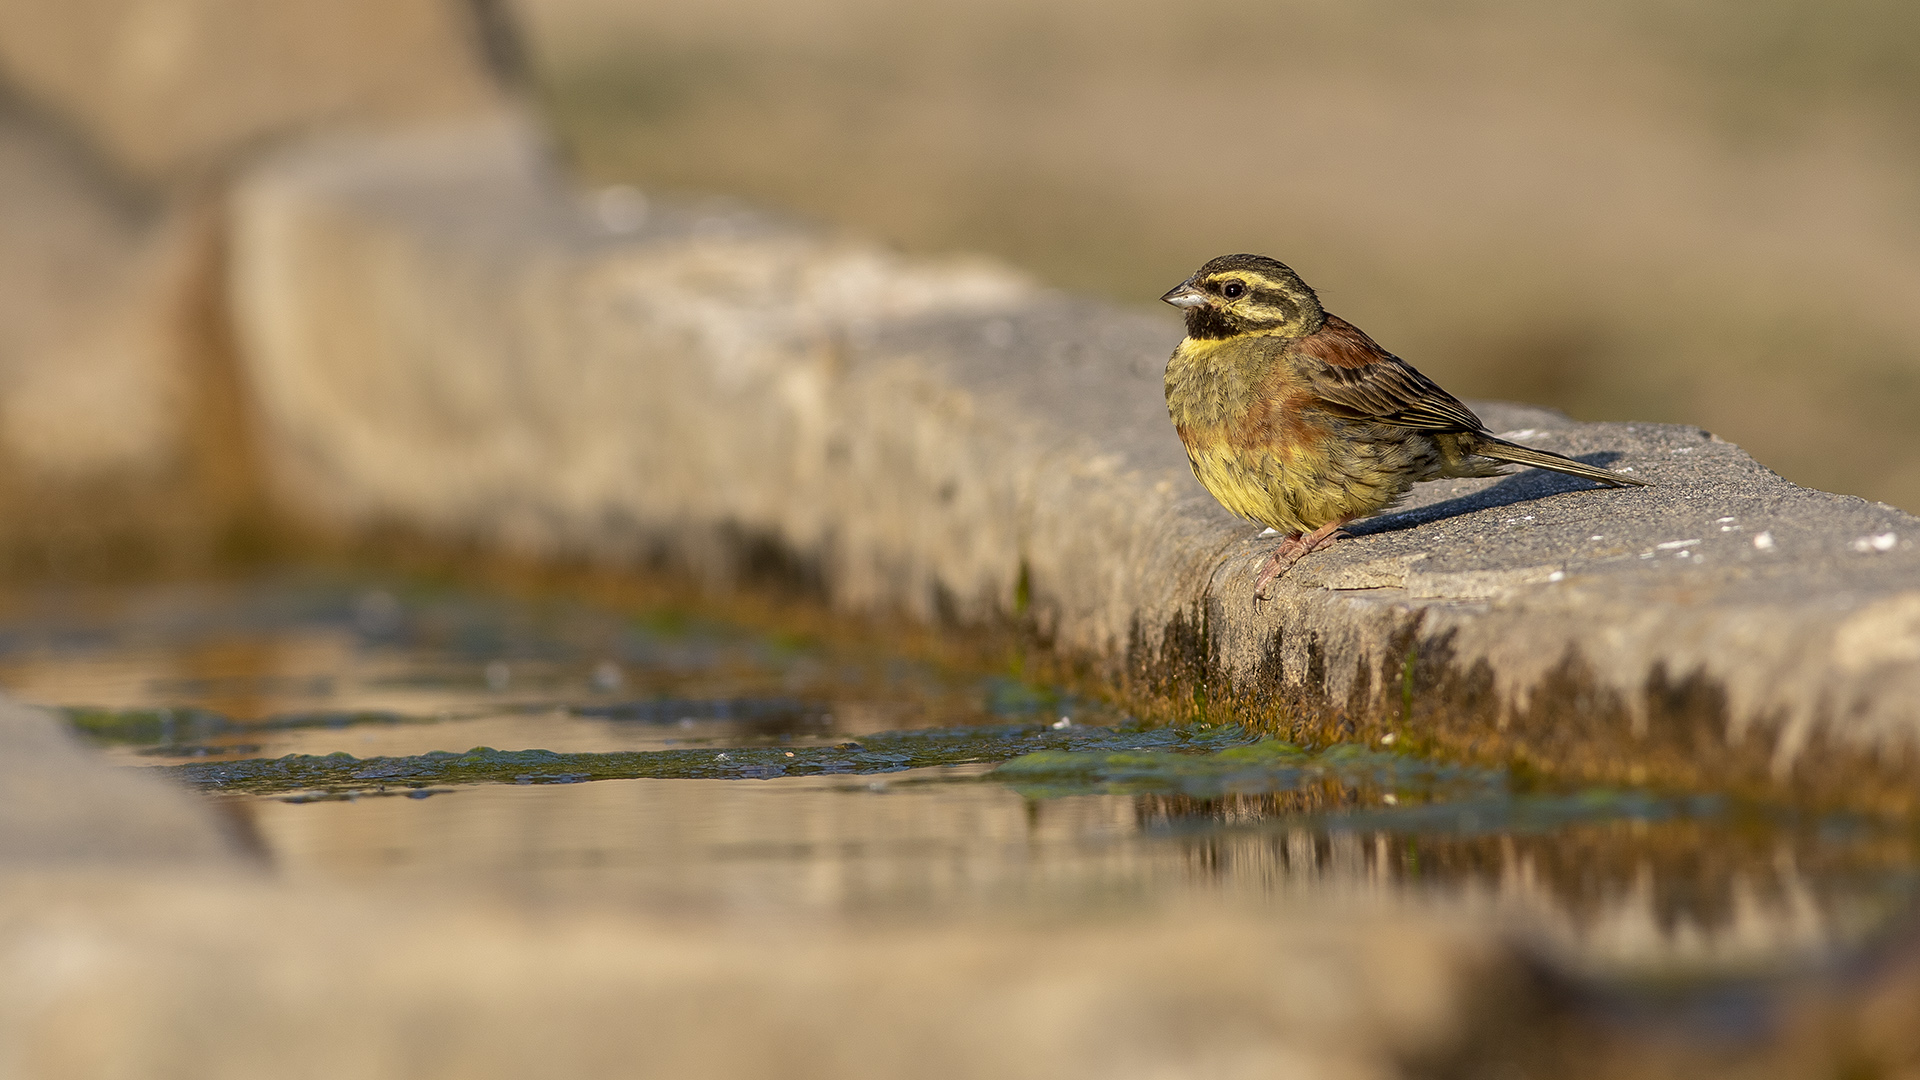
[
  {"xmin": 519, "ymin": 0, "xmax": 1920, "ymax": 512},
  {"xmin": 2, "ymin": 0, "xmax": 1918, "ymax": 583}
]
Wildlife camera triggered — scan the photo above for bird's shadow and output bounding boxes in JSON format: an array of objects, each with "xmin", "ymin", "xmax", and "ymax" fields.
[{"xmin": 1344, "ymin": 452, "xmax": 1632, "ymax": 539}]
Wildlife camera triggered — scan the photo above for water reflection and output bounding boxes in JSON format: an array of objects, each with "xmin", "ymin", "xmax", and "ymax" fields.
[
  {"xmin": 1, "ymin": 573, "xmax": 1915, "ymax": 977},
  {"xmin": 216, "ymin": 769, "xmax": 1920, "ymax": 976},
  {"xmin": 1143, "ymin": 795, "xmax": 1916, "ymax": 972}
]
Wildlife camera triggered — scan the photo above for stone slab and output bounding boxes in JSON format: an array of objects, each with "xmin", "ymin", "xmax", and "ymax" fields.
[
  {"xmin": 0, "ymin": 874, "xmax": 1509, "ymax": 1080},
  {"xmin": 225, "ymin": 120, "xmax": 1920, "ymax": 802},
  {"xmin": 0, "ymin": 0, "xmax": 515, "ymax": 570},
  {"xmin": 0, "ymin": 96, "xmax": 187, "ymax": 481},
  {"xmin": 0, "ymin": 698, "xmax": 247, "ymax": 867}
]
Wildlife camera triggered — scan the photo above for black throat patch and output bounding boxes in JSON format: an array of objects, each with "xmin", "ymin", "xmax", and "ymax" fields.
[
  {"xmin": 1185, "ymin": 300, "xmax": 1300, "ymax": 341},
  {"xmin": 1184, "ymin": 306, "xmax": 1241, "ymax": 341}
]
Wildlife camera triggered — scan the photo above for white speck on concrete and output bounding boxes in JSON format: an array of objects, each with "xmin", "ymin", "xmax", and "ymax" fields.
[
  {"xmin": 1547, "ymin": 570, "xmax": 1566, "ymax": 582},
  {"xmin": 1052, "ymin": 716, "xmax": 1072, "ymax": 729},
  {"xmin": 1258, "ymin": 527, "xmax": 1279, "ymax": 537},
  {"xmin": 1850, "ymin": 532, "xmax": 1899, "ymax": 553},
  {"xmin": 1716, "ymin": 517, "xmax": 1737, "ymax": 523},
  {"xmin": 1754, "ymin": 531, "xmax": 1776, "ymax": 551},
  {"xmin": 1655, "ymin": 539, "xmax": 1701, "ymax": 550}
]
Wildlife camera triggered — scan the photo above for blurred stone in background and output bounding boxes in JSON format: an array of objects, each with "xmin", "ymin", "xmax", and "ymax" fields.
[
  {"xmin": 0, "ymin": 0, "xmax": 512, "ymax": 577},
  {"xmin": 0, "ymin": 0, "xmax": 507, "ymax": 182}
]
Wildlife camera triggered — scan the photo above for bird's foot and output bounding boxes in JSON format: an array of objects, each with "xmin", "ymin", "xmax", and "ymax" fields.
[
  {"xmin": 1252, "ymin": 542, "xmax": 1307, "ymax": 600},
  {"xmin": 1252, "ymin": 522, "xmax": 1351, "ymax": 600}
]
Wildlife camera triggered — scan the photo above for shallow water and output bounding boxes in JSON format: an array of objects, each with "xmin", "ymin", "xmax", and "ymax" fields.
[{"xmin": 4, "ymin": 573, "xmax": 1915, "ymax": 976}]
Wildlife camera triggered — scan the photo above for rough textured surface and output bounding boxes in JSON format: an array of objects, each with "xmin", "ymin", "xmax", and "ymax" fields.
[{"xmin": 229, "ymin": 120, "xmax": 1920, "ymax": 802}]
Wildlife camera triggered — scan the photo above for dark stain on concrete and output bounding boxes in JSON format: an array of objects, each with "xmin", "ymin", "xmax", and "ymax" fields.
[
  {"xmin": 1124, "ymin": 603, "xmax": 1920, "ymax": 814},
  {"xmin": 718, "ymin": 522, "xmax": 831, "ymax": 601}
]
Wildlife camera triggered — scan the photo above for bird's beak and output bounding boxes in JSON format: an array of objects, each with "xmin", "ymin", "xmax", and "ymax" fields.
[{"xmin": 1160, "ymin": 280, "xmax": 1208, "ymax": 309}]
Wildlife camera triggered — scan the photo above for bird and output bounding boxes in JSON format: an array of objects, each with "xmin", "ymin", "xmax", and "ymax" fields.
[{"xmin": 1161, "ymin": 253, "xmax": 1648, "ymax": 598}]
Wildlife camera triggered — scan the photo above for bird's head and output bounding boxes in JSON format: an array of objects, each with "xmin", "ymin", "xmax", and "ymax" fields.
[{"xmin": 1160, "ymin": 254, "xmax": 1326, "ymax": 340}]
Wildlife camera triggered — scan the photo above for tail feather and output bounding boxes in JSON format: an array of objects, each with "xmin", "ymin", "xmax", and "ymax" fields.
[{"xmin": 1471, "ymin": 435, "xmax": 1650, "ymax": 488}]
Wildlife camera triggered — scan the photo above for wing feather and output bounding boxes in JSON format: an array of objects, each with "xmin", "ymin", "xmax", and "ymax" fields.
[{"xmin": 1292, "ymin": 316, "xmax": 1485, "ymax": 433}]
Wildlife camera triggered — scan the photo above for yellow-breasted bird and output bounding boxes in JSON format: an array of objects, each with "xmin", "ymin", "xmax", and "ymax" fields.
[{"xmin": 1162, "ymin": 254, "xmax": 1648, "ymax": 597}]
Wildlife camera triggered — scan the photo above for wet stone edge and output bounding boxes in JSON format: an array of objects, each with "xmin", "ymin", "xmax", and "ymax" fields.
[{"xmin": 1121, "ymin": 599, "xmax": 1920, "ymax": 818}]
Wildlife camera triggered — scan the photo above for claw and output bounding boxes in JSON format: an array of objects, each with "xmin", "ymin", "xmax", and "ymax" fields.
[
  {"xmin": 1250, "ymin": 520, "xmax": 1352, "ymax": 599},
  {"xmin": 1252, "ymin": 541, "xmax": 1306, "ymax": 600}
]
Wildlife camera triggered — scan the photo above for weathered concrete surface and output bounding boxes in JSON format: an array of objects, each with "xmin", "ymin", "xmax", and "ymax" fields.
[
  {"xmin": 0, "ymin": 0, "xmax": 514, "ymax": 574},
  {"xmin": 1192, "ymin": 412, "xmax": 1920, "ymax": 802},
  {"xmin": 228, "ymin": 120, "xmax": 1920, "ymax": 803}
]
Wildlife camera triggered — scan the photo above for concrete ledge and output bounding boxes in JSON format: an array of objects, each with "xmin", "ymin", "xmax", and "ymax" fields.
[
  {"xmin": 0, "ymin": 698, "xmax": 248, "ymax": 866},
  {"xmin": 0, "ymin": 874, "xmax": 1509, "ymax": 1079},
  {"xmin": 228, "ymin": 120, "xmax": 1920, "ymax": 804},
  {"xmin": 0, "ymin": 0, "xmax": 516, "ymax": 574}
]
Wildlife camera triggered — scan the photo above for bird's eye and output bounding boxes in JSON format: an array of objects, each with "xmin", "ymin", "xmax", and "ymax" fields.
[{"xmin": 1221, "ymin": 281, "xmax": 1246, "ymax": 299}]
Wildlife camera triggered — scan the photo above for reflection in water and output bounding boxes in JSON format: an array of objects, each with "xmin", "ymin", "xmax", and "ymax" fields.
[
  {"xmin": 1143, "ymin": 794, "xmax": 1916, "ymax": 972},
  {"xmin": 1, "ymin": 573, "xmax": 1915, "ymax": 977}
]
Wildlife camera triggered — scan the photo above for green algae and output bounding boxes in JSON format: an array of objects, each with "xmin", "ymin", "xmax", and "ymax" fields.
[
  {"xmin": 161, "ymin": 722, "xmax": 1259, "ymax": 795},
  {"xmin": 64, "ymin": 706, "xmax": 420, "ymax": 747},
  {"xmin": 993, "ymin": 737, "xmax": 1506, "ymax": 802},
  {"xmin": 992, "ymin": 738, "xmax": 1765, "ymax": 836},
  {"xmin": 93, "ymin": 700, "xmax": 1742, "ymax": 840}
]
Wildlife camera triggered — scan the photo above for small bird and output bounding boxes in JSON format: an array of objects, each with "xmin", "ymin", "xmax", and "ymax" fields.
[{"xmin": 1162, "ymin": 254, "xmax": 1647, "ymax": 597}]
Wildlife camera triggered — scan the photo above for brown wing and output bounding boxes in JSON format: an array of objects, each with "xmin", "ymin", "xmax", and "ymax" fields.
[{"xmin": 1292, "ymin": 315, "xmax": 1485, "ymax": 433}]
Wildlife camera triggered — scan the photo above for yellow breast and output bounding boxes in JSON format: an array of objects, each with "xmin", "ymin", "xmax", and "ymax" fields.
[{"xmin": 1164, "ymin": 334, "xmax": 1407, "ymax": 535}]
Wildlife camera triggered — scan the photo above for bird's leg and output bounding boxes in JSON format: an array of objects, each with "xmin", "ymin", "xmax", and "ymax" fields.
[
  {"xmin": 1252, "ymin": 519, "xmax": 1352, "ymax": 600},
  {"xmin": 1298, "ymin": 518, "xmax": 1351, "ymax": 554}
]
